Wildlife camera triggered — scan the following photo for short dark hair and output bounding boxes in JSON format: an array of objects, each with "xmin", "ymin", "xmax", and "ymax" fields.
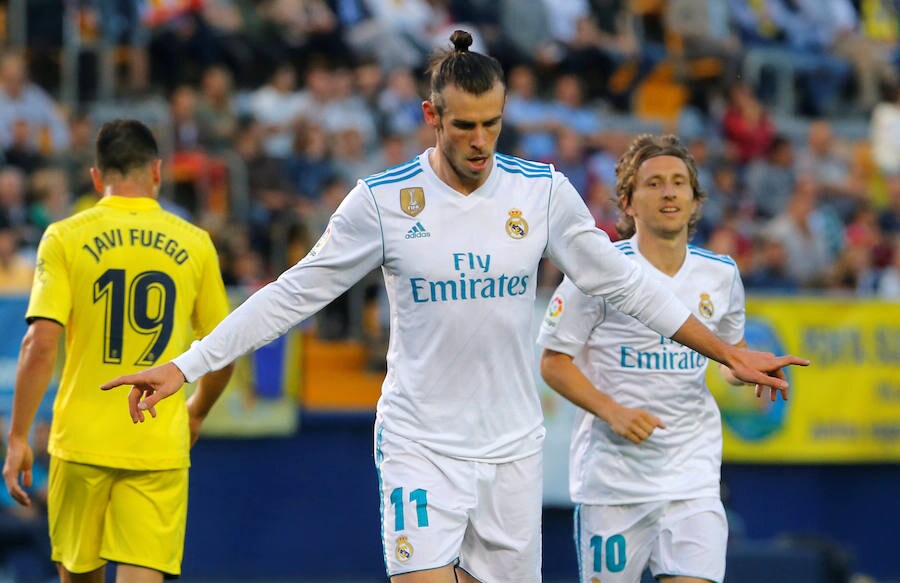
[
  {"xmin": 95, "ymin": 119, "xmax": 159, "ymax": 176},
  {"xmin": 426, "ymin": 30, "xmax": 505, "ymax": 115},
  {"xmin": 614, "ymin": 134, "xmax": 706, "ymax": 239}
]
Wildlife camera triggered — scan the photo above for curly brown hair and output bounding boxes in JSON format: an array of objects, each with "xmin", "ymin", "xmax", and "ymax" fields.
[{"xmin": 614, "ymin": 134, "xmax": 706, "ymax": 239}]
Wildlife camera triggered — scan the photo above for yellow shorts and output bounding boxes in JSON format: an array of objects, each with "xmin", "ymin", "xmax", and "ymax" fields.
[{"xmin": 48, "ymin": 456, "xmax": 188, "ymax": 575}]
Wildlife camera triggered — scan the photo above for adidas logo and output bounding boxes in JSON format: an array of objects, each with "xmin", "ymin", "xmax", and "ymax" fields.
[{"xmin": 405, "ymin": 222, "xmax": 431, "ymax": 239}]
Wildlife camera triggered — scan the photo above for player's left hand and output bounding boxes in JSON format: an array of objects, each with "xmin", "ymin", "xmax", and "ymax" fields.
[
  {"xmin": 606, "ymin": 403, "xmax": 665, "ymax": 444},
  {"xmin": 728, "ymin": 348, "xmax": 810, "ymax": 401},
  {"xmin": 2, "ymin": 436, "xmax": 34, "ymax": 507},
  {"xmin": 101, "ymin": 362, "xmax": 187, "ymax": 422}
]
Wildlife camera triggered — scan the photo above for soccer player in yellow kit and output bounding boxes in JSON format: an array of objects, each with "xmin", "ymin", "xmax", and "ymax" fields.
[{"xmin": 2, "ymin": 119, "xmax": 234, "ymax": 583}]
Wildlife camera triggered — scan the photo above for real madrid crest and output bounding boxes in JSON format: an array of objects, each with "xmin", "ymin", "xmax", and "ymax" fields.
[
  {"xmin": 400, "ymin": 187, "xmax": 425, "ymax": 217},
  {"xmin": 505, "ymin": 208, "xmax": 529, "ymax": 239},
  {"xmin": 699, "ymin": 292, "xmax": 714, "ymax": 319},
  {"xmin": 395, "ymin": 536, "xmax": 414, "ymax": 562}
]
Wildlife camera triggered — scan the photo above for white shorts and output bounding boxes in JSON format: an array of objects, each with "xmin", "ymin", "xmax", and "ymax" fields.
[
  {"xmin": 575, "ymin": 497, "xmax": 727, "ymax": 583},
  {"xmin": 374, "ymin": 425, "xmax": 542, "ymax": 581}
]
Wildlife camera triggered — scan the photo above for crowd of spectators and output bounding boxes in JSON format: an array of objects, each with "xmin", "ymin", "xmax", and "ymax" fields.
[
  {"xmin": 0, "ymin": 3, "xmax": 897, "ymax": 580},
  {"xmin": 1, "ymin": 0, "xmax": 899, "ymax": 324}
]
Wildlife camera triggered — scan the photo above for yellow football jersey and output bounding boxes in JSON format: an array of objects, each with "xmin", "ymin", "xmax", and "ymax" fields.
[{"xmin": 27, "ymin": 196, "xmax": 229, "ymax": 470}]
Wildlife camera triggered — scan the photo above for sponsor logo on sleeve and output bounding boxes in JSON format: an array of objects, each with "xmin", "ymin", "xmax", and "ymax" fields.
[
  {"xmin": 307, "ymin": 225, "xmax": 332, "ymax": 257},
  {"xmin": 542, "ymin": 295, "xmax": 564, "ymax": 330}
]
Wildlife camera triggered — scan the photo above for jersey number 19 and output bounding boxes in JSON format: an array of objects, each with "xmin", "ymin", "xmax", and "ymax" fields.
[{"xmin": 93, "ymin": 268, "xmax": 176, "ymax": 366}]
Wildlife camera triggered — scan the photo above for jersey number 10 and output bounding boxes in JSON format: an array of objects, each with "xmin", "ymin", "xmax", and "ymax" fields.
[{"xmin": 93, "ymin": 268, "xmax": 176, "ymax": 366}]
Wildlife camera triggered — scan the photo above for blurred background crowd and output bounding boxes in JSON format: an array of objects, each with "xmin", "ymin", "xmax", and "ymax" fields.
[
  {"xmin": 0, "ymin": 0, "xmax": 899, "ymax": 327},
  {"xmin": 1, "ymin": 0, "xmax": 899, "ymax": 309}
]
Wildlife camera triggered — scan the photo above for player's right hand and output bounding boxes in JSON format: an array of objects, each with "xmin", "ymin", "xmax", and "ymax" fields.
[
  {"xmin": 727, "ymin": 348, "xmax": 810, "ymax": 401},
  {"xmin": 185, "ymin": 395, "xmax": 205, "ymax": 447},
  {"xmin": 100, "ymin": 362, "xmax": 187, "ymax": 423},
  {"xmin": 607, "ymin": 404, "xmax": 665, "ymax": 445},
  {"xmin": 2, "ymin": 436, "xmax": 34, "ymax": 507}
]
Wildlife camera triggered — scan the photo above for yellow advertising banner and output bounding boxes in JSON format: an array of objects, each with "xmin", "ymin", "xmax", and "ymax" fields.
[{"xmin": 708, "ymin": 298, "xmax": 900, "ymax": 462}]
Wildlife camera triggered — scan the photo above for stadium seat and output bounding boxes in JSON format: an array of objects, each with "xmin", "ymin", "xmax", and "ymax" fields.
[{"xmin": 632, "ymin": 61, "xmax": 688, "ymax": 125}]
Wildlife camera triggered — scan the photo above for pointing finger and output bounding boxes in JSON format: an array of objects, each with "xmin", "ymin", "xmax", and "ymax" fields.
[
  {"xmin": 100, "ymin": 375, "xmax": 138, "ymax": 391},
  {"xmin": 775, "ymin": 355, "xmax": 810, "ymax": 368}
]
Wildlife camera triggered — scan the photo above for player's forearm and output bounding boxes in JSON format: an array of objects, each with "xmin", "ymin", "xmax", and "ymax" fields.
[
  {"xmin": 540, "ymin": 351, "xmax": 619, "ymax": 423},
  {"xmin": 177, "ymin": 250, "xmax": 379, "ymax": 382},
  {"xmin": 670, "ymin": 315, "xmax": 738, "ymax": 369},
  {"xmin": 8, "ymin": 330, "xmax": 59, "ymax": 440},
  {"xmin": 188, "ymin": 363, "xmax": 235, "ymax": 419},
  {"xmin": 718, "ymin": 340, "xmax": 750, "ymax": 386}
]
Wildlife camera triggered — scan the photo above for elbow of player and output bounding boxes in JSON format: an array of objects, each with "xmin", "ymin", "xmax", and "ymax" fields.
[
  {"xmin": 212, "ymin": 361, "xmax": 237, "ymax": 387},
  {"xmin": 21, "ymin": 331, "xmax": 58, "ymax": 358},
  {"xmin": 539, "ymin": 352, "xmax": 567, "ymax": 389},
  {"xmin": 221, "ymin": 361, "xmax": 236, "ymax": 379}
]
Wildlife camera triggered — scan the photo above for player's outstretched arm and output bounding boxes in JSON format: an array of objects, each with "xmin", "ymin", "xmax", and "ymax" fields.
[
  {"xmin": 541, "ymin": 349, "xmax": 665, "ymax": 444},
  {"xmin": 671, "ymin": 316, "xmax": 809, "ymax": 401},
  {"xmin": 100, "ymin": 362, "xmax": 188, "ymax": 423}
]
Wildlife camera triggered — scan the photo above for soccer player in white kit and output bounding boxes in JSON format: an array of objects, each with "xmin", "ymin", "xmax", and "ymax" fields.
[
  {"xmin": 538, "ymin": 134, "xmax": 769, "ymax": 583},
  {"xmin": 102, "ymin": 34, "xmax": 807, "ymax": 583}
]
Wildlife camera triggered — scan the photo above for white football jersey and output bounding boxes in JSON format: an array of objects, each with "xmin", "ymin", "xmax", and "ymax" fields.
[
  {"xmin": 174, "ymin": 151, "xmax": 691, "ymax": 462},
  {"xmin": 537, "ymin": 237, "xmax": 745, "ymax": 503}
]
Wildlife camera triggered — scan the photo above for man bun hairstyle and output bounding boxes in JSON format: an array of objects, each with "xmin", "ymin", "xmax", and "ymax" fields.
[
  {"xmin": 427, "ymin": 30, "xmax": 504, "ymax": 115},
  {"xmin": 95, "ymin": 118, "xmax": 159, "ymax": 177},
  {"xmin": 450, "ymin": 29, "xmax": 473, "ymax": 52},
  {"xmin": 614, "ymin": 134, "xmax": 706, "ymax": 239}
]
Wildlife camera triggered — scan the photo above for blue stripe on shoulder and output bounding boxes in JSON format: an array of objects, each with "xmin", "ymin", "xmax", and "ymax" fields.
[
  {"xmin": 495, "ymin": 159, "xmax": 551, "ymax": 174},
  {"xmin": 687, "ymin": 245, "xmax": 737, "ymax": 266},
  {"xmin": 496, "ymin": 153, "xmax": 550, "ymax": 171},
  {"xmin": 688, "ymin": 244, "xmax": 720, "ymax": 255},
  {"xmin": 496, "ymin": 162, "xmax": 551, "ymax": 179},
  {"xmin": 365, "ymin": 157, "xmax": 419, "ymax": 180},
  {"xmin": 689, "ymin": 250, "xmax": 736, "ymax": 266},
  {"xmin": 688, "ymin": 244, "xmax": 733, "ymax": 257},
  {"xmin": 365, "ymin": 168, "xmax": 423, "ymax": 188},
  {"xmin": 364, "ymin": 158, "xmax": 420, "ymax": 185}
]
